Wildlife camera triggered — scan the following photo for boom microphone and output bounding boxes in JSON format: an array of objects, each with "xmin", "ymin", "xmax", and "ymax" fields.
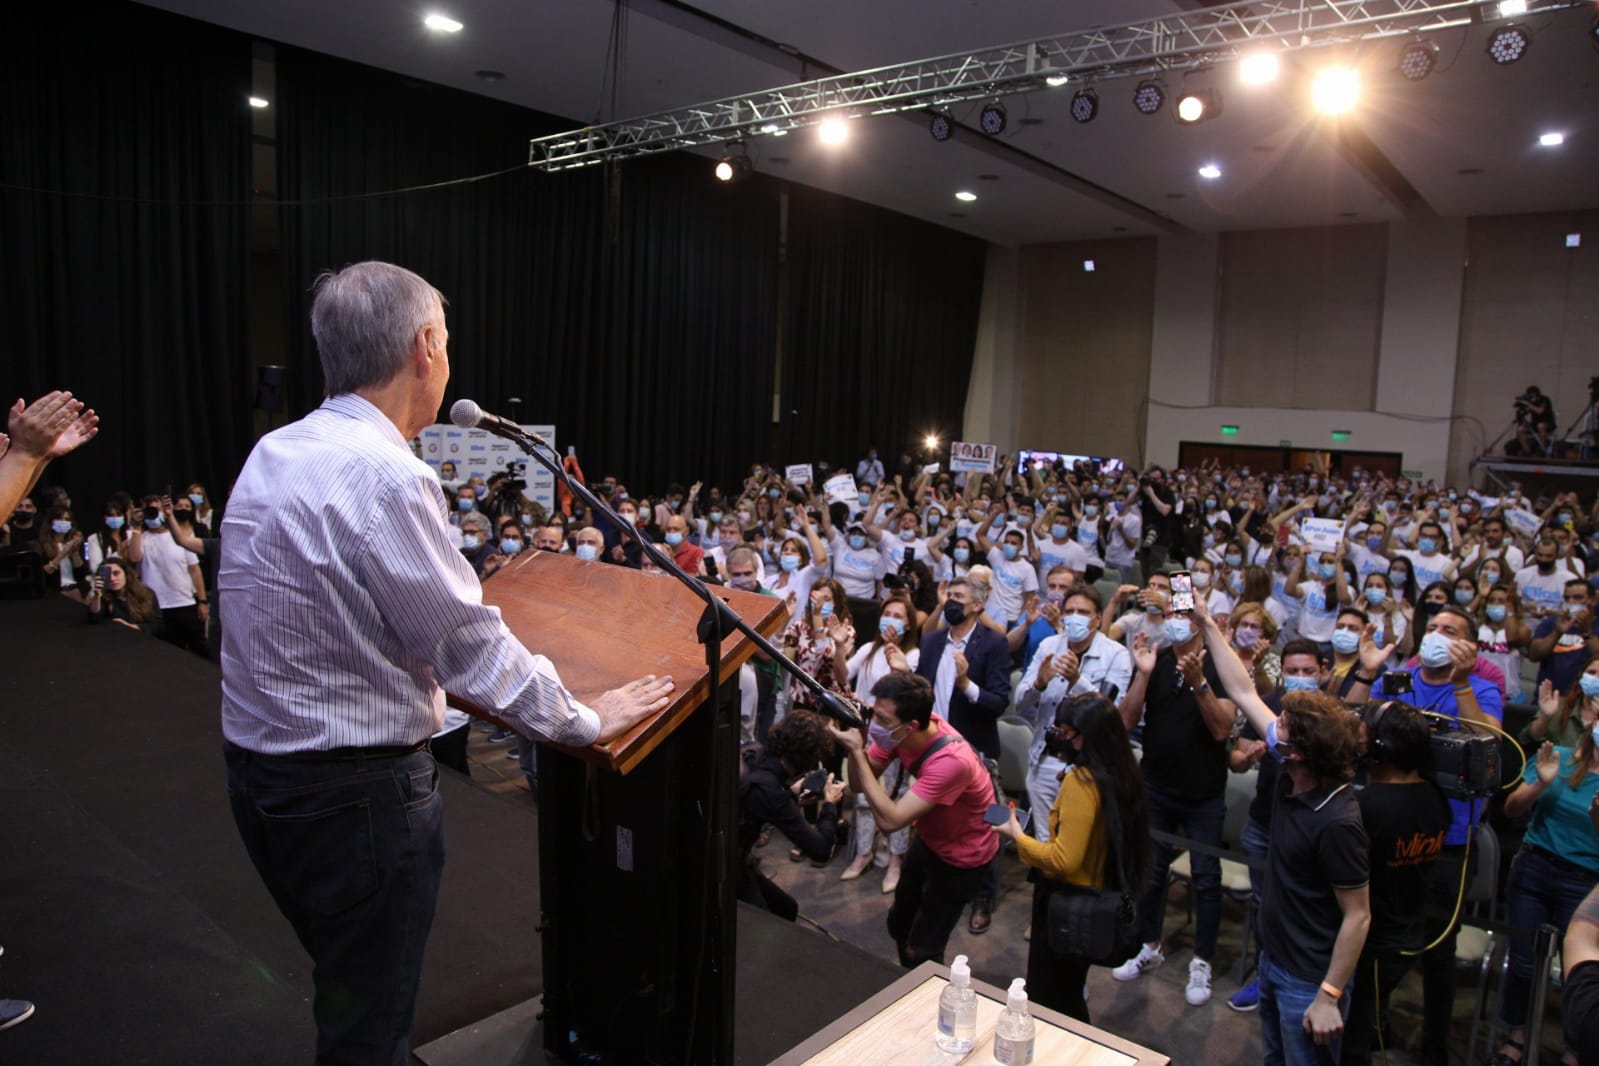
[{"xmin": 449, "ymin": 398, "xmax": 550, "ymax": 449}]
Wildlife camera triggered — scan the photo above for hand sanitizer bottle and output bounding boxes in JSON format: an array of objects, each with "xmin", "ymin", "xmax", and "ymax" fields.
[
  {"xmin": 993, "ymin": 978, "xmax": 1035, "ymax": 1064},
  {"xmin": 936, "ymin": 954, "xmax": 977, "ymax": 1053}
]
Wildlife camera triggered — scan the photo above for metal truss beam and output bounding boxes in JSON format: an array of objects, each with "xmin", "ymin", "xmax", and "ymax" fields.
[{"xmin": 530, "ymin": 0, "xmax": 1582, "ymax": 171}]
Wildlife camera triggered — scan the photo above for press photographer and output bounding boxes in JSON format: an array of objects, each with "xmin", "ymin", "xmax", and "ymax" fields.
[
  {"xmin": 1509, "ymin": 385, "xmax": 1556, "ymax": 457},
  {"xmin": 737, "ymin": 710, "xmax": 846, "ymax": 920}
]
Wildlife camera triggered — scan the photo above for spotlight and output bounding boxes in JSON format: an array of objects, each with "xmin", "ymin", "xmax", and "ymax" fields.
[
  {"xmin": 248, "ymin": 96, "xmax": 270, "ymax": 109},
  {"xmin": 818, "ymin": 116, "xmax": 848, "ymax": 145},
  {"xmin": 1133, "ymin": 80, "xmax": 1166, "ymax": 115},
  {"xmin": 929, "ymin": 110, "xmax": 954, "ymax": 142},
  {"xmin": 1486, "ymin": 25, "xmax": 1530, "ymax": 64},
  {"xmin": 978, "ymin": 101, "xmax": 1008, "ymax": 136},
  {"xmin": 954, "ymin": 190, "xmax": 978, "ymax": 202},
  {"xmin": 423, "ymin": 12, "xmax": 463, "ymax": 32},
  {"xmin": 1069, "ymin": 88, "xmax": 1099, "ymax": 124},
  {"xmin": 1239, "ymin": 52, "xmax": 1280, "ymax": 85},
  {"xmin": 1198, "ymin": 163, "xmax": 1222, "ymax": 180},
  {"xmin": 1539, "ymin": 131, "xmax": 1565, "ymax": 147},
  {"xmin": 713, "ymin": 150, "xmax": 751, "ymax": 183},
  {"xmin": 1497, "ymin": 0, "xmax": 1527, "ymax": 15},
  {"xmin": 1311, "ymin": 67, "xmax": 1361, "ymax": 114},
  {"xmin": 1397, "ymin": 39, "xmax": 1438, "ymax": 81},
  {"xmin": 1045, "ymin": 74, "xmax": 1070, "ymax": 88},
  {"xmin": 1175, "ymin": 89, "xmax": 1221, "ymax": 124}
]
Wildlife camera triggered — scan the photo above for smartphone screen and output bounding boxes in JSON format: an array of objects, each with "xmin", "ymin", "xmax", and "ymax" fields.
[
  {"xmin": 1170, "ymin": 570, "xmax": 1195, "ymax": 613},
  {"xmin": 982, "ymin": 803, "xmax": 1030, "ymax": 831}
]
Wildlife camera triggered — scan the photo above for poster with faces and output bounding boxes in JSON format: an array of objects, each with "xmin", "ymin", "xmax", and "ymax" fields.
[
  {"xmin": 949, "ymin": 441, "xmax": 996, "ymax": 473},
  {"xmin": 418, "ymin": 422, "xmax": 557, "ymax": 514}
]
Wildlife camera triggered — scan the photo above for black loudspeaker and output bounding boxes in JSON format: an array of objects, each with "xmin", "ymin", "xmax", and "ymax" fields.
[
  {"xmin": 0, "ymin": 548, "xmax": 46, "ymax": 600},
  {"xmin": 255, "ymin": 365, "xmax": 286, "ymax": 414}
]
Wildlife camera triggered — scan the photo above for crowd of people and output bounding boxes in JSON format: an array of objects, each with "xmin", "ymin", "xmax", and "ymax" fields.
[{"xmin": 9, "ymin": 394, "xmax": 1599, "ymax": 1063}]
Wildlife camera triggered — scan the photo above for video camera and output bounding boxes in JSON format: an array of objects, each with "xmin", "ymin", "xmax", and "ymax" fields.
[{"xmin": 1379, "ymin": 671, "xmax": 1501, "ymax": 800}]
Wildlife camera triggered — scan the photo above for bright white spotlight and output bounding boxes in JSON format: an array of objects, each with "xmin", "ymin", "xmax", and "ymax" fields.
[
  {"xmin": 1046, "ymin": 74, "xmax": 1070, "ymax": 88},
  {"xmin": 248, "ymin": 96, "xmax": 269, "ymax": 109},
  {"xmin": 1498, "ymin": 0, "xmax": 1528, "ymax": 16},
  {"xmin": 1540, "ymin": 131, "xmax": 1565, "ymax": 147},
  {"xmin": 1198, "ymin": 163, "xmax": 1222, "ymax": 180},
  {"xmin": 954, "ymin": 190, "xmax": 978, "ymax": 202},
  {"xmin": 817, "ymin": 117, "xmax": 848, "ymax": 145},
  {"xmin": 1082, "ymin": 259, "xmax": 1096, "ymax": 272},
  {"xmin": 1311, "ymin": 67, "xmax": 1361, "ymax": 115},
  {"xmin": 923, "ymin": 434, "xmax": 941, "ymax": 451},
  {"xmin": 1239, "ymin": 53, "xmax": 1280, "ymax": 85},
  {"xmin": 423, "ymin": 13, "xmax": 463, "ymax": 32}
]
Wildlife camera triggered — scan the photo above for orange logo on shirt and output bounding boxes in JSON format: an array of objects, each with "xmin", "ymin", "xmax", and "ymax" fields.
[{"xmin": 1390, "ymin": 829, "xmax": 1446, "ymax": 867}]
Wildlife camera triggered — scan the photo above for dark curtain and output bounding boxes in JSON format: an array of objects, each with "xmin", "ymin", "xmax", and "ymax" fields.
[
  {"xmin": 274, "ymin": 47, "xmax": 780, "ymax": 494},
  {"xmin": 780, "ymin": 185, "xmax": 987, "ymax": 474},
  {"xmin": 0, "ymin": 2, "xmax": 251, "ymax": 514}
]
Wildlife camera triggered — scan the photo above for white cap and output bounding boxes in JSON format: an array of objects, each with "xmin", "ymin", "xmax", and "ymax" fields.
[
  {"xmin": 950, "ymin": 955, "xmax": 970, "ymax": 985},
  {"xmin": 1007, "ymin": 978, "xmax": 1028, "ymax": 1010}
]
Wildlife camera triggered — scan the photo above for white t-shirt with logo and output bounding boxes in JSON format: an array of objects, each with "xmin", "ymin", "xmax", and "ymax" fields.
[
  {"xmin": 1514, "ymin": 562, "xmax": 1578, "ymax": 618},
  {"xmin": 877, "ymin": 531, "xmax": 928, "ymax": 575},
  {"xmin": 985, "ymin": 545, "xmax": 1039, "ymax": 626},
  {"xmin": 1295, "ymin": 579, "xmax": 1341, "ymax": 642},
  {"xmin": 829, "ymin": 531, "xmax": 882, "ymax": 600},
  {"xmin": 1104, "ymin": 509, "xmax": 1141, "ymax": 570},
  {"xmin": 1037, "ymin": 536, "xmax": 1091, "ymax": 585},
  {"xmin": 1396, "ymin": 548, "xmax": 1456, "ymax": 589}
]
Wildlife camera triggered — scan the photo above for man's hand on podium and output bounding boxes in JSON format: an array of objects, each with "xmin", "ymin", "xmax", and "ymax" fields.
[{"xmin": 591, "ymin": 674, "xmax": 676, "ymax": 743}]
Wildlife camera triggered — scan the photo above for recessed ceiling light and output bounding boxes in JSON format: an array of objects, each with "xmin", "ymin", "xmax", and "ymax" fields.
[
  {"xmin": 1198, "ymin": 163, "xmax": 1222, "ymax": 180},
  {"xmin": 423, "ymin": 13, "xmax": 463, "ymax": 32},
  {"xmin": 818, "ymin": 116, "xmax": 848, "ymax": 145},
  {"xmin": 1239, "ymin": 53, "xmax": 1280, "ymax": 85},
  {"xmin": 1539, "ymin": 132, "xmax": 1565, "ymax": 147},
  {"xmin": 1567, "ymin": 233, "xmax": 1582, "ymax": 247},
  {"xmin": 1083, "ymin": 259, "xmax": 1096, "ymax": 272},
  {"xmin": 954, "ymin": 190, "xmax": 978, "ymax": 202},
  {"xmin": 248, "ymin": 96, "xmax": 269, "ymax": 109}
]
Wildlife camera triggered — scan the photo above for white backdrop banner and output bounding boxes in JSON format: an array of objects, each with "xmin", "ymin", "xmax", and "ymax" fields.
[{"xmin": 417, "ymin": 423, "xmax": 557, "ymax": 514}]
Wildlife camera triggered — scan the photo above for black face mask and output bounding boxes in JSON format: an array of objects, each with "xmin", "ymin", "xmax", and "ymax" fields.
[
  {"xmin": 943, "ymin": 601, "xmax": 967, "ymax": 626},
  {"xmin": 1538, "ymin": 560, "xmax": 1557, "ymax": 574},
  {"xmin": 173, "ymin": 509, "xmax": 194, "ymax": 523},
  {"xmin": 11, "ymin": 511, "xmax": 34, "ymax": 527}
]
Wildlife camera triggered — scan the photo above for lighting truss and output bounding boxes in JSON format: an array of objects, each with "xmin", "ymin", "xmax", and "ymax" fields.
[{"xmin": 529, "ymin": 0, "xmax": 1588, "ymax": 171}]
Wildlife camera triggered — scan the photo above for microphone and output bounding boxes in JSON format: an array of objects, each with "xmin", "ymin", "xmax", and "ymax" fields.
[{"xmin": 449, "ymin": 398, "xmax": 550, "ymax": 450}]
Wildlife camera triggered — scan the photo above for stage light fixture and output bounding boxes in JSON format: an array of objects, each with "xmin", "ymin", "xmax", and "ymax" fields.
[
  {"xmin": 1539, "ymin": 131, "xmax": 1565, "ymax": 147},
  {"xmin": 1311, "ymin": 67, "xmax": 1361, "ymax": 114},
  {"xmin": 423, "ymin": 12, "xmax": 463, "ymax": 32},
  {"xmin": 713, "ymin": 149, "xmax": 751, "ymax": 184},
  {"xmin": 818, "ymin": 116, "xmax": 848, "ymax": 145},
  {"xmin": 1070, "ymin": 88, "xmax": 1099, "ymax": 124},
  {"xmin": 1497, "ymin": 0, "xmax": 1527, "ymax": 15},
  {"xmin": 929, "ymin": 110, "xmax": 954, "ymax": 142},
  {"xmin": 1239, "ymin": 52, "xmax": 1280, "ymax": 85},
  {"xmin": 1046, "ymin": 74, "xmax": 1070, "ymax": 88},
  {"xmin": 979, "ymin": 101, "xmax": 1008, "ymax": 136},
  {"xmin": 1198, "ymin": 163, "xmax": 1222, "ymax": 180},
  {"xmin": 1398, "ymin": 39, "xmax": 1438, "ymax": 80},
  {"xmin": 248, "ymin": 96, "xmax": 269, "ymax": 109},
  {"xmin": 1133, "ymin": 80, "xmax": 1166, "ymax": 115},
  {"xmin": 1175, "ymin": 89, "xmax": 1221, "ymax": 124},
  {"xmin": 759, "ymin": 123, "xmax": 788, "ymax": 137},
  {"xmin": 954, "ymin": 190, "xmax": 978, "ymax": 202},
  {"xmin": 1486, "ymin": 25, "xmax": 1530, "ymax": 64}
]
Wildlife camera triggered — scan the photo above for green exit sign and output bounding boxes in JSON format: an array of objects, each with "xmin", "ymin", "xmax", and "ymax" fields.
[
  {"xmin": 1220, "ymin": 425, "xmax": 1239, "ymax": 435},
  {"xmin": 1331, "ymin": 430, "xmax": 1352, "ymax": 441}
]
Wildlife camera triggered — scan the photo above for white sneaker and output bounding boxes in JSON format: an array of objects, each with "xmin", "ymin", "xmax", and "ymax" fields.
[
  {"xmin": 1111, "ymin": 944, "xmax": 1164, "ymax": 982},
  {"xmin": 1185, "ymin": 958, "xmax": 1213, "ymax": 1006}
]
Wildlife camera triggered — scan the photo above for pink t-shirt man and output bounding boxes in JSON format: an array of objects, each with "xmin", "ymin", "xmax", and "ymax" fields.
[{"xmin": 869, "ymin": 718, "xmax": 999, "ymax": 869}]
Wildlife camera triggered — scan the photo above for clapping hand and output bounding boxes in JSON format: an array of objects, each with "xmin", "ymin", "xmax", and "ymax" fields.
[
  {"xmin": 1131, "ymin": 632, "xmax": 1157, "ymax": 676},
  {"xmin": 1357, "ymin": 623, "xmax": 1396, "ymax": 676},
  {"xmin": 1178, "ymin": 646, "xmax": 1208, "ymax": 689},
  {"xmin": 1538, "ymin": 679, "xmax": 1561, "ymax": 719},
  {"xmin": 1535, "ymin": 741, "xmax": 1560, "ymax": 787},
  {"xmin": 884, "ymin": 643, "xmax": 910, "ymax": 673},
  {"xmin": 1034, "ymin": 653, "xmax": 1061, "ymax": 690}
]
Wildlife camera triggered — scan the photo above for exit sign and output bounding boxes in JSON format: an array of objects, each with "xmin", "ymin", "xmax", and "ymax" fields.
[
  {"xmin": 1220, "ymin": 425, "xmax": 1239, "ymax": 435},
  {"xmin": 1332, "ymin": 430, "xmax": 1352, "ymax": 442}
]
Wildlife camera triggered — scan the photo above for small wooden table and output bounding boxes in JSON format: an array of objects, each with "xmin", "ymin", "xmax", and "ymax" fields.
[{"xmin": 770, "ymin": 962, "xmax": 1170, "ymax": 1066}]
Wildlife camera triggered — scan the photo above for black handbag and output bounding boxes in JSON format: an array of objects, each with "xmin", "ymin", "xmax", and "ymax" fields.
[{"xmin": 1043, "ymin": 771, "xmax": 1139, "ymax": 965}]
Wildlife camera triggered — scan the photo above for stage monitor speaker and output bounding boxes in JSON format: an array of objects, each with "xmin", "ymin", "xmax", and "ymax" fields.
[{"xmin": 255, "ymin": 365, "xmax": 286, "ymax": 414}]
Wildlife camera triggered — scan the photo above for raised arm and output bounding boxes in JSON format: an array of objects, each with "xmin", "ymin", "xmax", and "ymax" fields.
[{"xmin": 1194, "ymin": 602, "xmax": 1277, "ymax": 739}]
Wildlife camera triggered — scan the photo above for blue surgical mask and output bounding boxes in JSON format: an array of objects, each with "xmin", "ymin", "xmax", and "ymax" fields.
[
  {"xmin": 1163, "ymin": 617, "xmax": 1193, "ymax": 644},
  {"xmin": 520, "ymin": 513, "xmax": 533, "ymax": 526},
  {"xmin": 475, "ymin": 485, "xmax": 489, "ymax": 499},
  {"xmin": 1051, "ymin": 523, "xmax": 1069, "ymax": 540},
  {"xmin": 816, "ymin": 601, "xmax": 834, "ymax": 618},
  {"xmin": 768, "ymin": 488, "xmax": 781, "ymax": 499},
  {"xmin": 1283, "ymin": 674, "xmax": 1319, "ymax": 693},
  {"xmin": 50, "ymin": 520, "xmax": 72, "ymax": 535},
  {"xmin": 1419, "ymin": 631, "xmax": 1454, "ymax": 669},
  {"xmin": 1364, "ymin": 587, "xmax": 1386, "ymax": 606},
  {"xmin": 1454, "ymin": 589, "xmax": 1474, "ymax": 606},
  {"xmin": 1486, "ymin": 604, "xmax": 1507, "ymax": 623},
  {"xmin": 1318, "ymin": 563, "xmax": 1338, "ymax": 580},
  {"xmin": 858, "ymin": 492, "xmax": 871, "ymax": 505},
  {"xmin": 879, "ymin": 616, "xmax": 906, "ymax": 640},
  {"xmin": 1581, "ymin": 674, "xmax": 1599, "ymax": 699},
  {"xmin": 781, "ymin": 555, "xmax": 800, "ymax": 572},
  {"xmin": 104, "ymin": 516, "xmax": 124, "ymax": 530},
  {"xmin": 187, "ymin": 494, "xmax": 203, "ymax": 507},
  {"xmin": 1002, "ymin": 544, "xmax": 1020, "ymax": 561},
  {"xmin": 1481, "ymin": 569, "xmax": 1500, "ymax": 586},
  {"xmin": 848, "ymin": 534, "xmax": 866, "ymax": 551},
  {"xmin": 575, "ymin": 543, "xmax": 599, "ymax": 561},
  {"xmin": 665, "ymin": 532, "xmax": 684, "ymax": 546},
  {"xmin": 1418, "ymin": 537, "xmax": 1438, "ymax": 554},
  {"xmin": 499, "ymin": 538, "xmax": 522, "ymax": 555},
  {"xmin": 1331, "ymin": 630, "xmax": 1360, "ymax": 655},
  {"xmin": 462, "ymin": 534, "xmax": 481, "ymax": 551},
  {"xmin": 899, "ymin": 529, "xmax": 916, "ymax": 542},
  {"xmin": 1225, "ymin": 553, "xmax": 1243, "ymax": 568},
  {"xmin": 708, "ymin": 511, "xmax": 723, "ymax": 524},
  {"xmin": 144, "ymin": 516, "xmax": 164, "ymax": 530},
  {"xmin": 1229, "ymin": 573, "xmax": 1244, "ymax": 595},
  {"xmin": 1205, "ymin": 499, "xmax": 1217, "ymax": 510},
  {"xmin": 1062, "ymin": 613, "xmax": 1092, "ymax": 643},
  {"xmin": 953, "ymin": 547, "xmax": 970, "ymax": 564},
  {"xmin": 1083, "ymin": 505, "xmax": 1099, "ymax": 518},
  {"xmin": 1367, "ymin": 536, "xmax": 1383, "ymax": 552},
  {"xmin": 928, "ymin": 515, "xmax": 941, "ymax": 529},
  {"xmin": 868, "ymin": 720, "xmax": 907, "ymax": 751},
  {"xmin": 457, "ymin": 497, "xmax": 474, "ymax": 512}
]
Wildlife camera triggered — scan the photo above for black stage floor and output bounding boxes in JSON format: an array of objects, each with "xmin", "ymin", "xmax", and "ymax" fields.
[{"xmin": 0, "ymin": 596, "xmax": 898, "ymax": 1064}]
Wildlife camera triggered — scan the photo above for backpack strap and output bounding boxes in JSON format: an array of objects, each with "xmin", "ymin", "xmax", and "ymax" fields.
[{"xmin": 907, "ymin": 732, "xmax": 956, "ymax": 778}]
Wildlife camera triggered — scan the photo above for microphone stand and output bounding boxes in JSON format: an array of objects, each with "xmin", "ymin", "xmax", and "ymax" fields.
[{"xmin": 489, "ymin": 422, "xmax": 865, "ymax": 731}]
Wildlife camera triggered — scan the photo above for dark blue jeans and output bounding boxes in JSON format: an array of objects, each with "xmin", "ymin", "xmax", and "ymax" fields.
[
  {"xmin": 887, "ymin": 838, "xmax": 989, "ymax": 968},
  {"xmin": 1136, "ymin": 781, "xmax": 1226, "ymax": 960},
  {"xmin": 1500, "ymin": 846, "xmax": 1599, "ymax": 1029},
  {"xmin": 225, "ymin": 742, "xmax": 446, "ymax": 1066},
  {"xmin": 1259, "ymin": 948, "xmax": 1350, "ymax": 1066}
]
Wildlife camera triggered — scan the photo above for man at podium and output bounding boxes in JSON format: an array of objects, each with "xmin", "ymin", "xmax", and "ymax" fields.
[{"xmin": 217, "ymin": 261, "xmax": 674, "ymax": 1066}]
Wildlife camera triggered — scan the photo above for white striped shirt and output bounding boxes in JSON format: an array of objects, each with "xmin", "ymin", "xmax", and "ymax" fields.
[{"xmin": 218, "ymin": 393, "xmax": 598, "ymax": 754}]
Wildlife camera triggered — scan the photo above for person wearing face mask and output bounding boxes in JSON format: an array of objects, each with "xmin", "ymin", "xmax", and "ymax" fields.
[
  {"xmin": 1325, "ymin": 609, "xmax": 1370, "ymax": 697},
  {"xmin": 1017, "ymin": 584, "xmax": 1132, "ymax": 845},
  {"xmin": 455, "ymin": 512, "xmax": 494, "ymax": 575},
  {"xmin": 5, "ymin": 495, "xmax": 42, "ymax": 553},
  {"xmin": 1229, "ymin": 602, "xmax": 1283, "ymax": 696},
  {"xmin": 1397, "ymin": 520, "xmax": 1457, "ymax": 590},
  {"xmin": 766, "ymin": 511, "xmax": 829, "ymax": 614},
  {"xmin": 1476, "ymin": 586, "xmax": 1530, "ymax": 705},
  {"xmin": 819, "ymin": 507, "xmax": 881, "ymax": 611},
  {"xmin": 1348, "ymin": 604, "xmax": 1503, "ymax": 1065},
  {"xmin": 972, "ymin": 517, "xmax": 1038, "ymax": 633},
  {"xmin": 125, "ymin": 493, "xmax": 209, "ymax": 657},
  {"xmin": 530, "ymin": 523, "xmax": 565, "ymax": 554},
  {"xmin": 1190, "ymin": 557, "xmax": 1232, "ymax": 627},
  {"xmin": 85, "ymin": 500, "xmax": 129, "ymax": 573},
  {"xmin": 1034, "ymin": 500, "xmax": 1093, "ymax": 589},
  {"xmin": 1114, "ymin": 607, "xmax": 1237, "ymax": 1007},
  {"xmin": 1529, "ymin": 577, "xmax": 1599, "ymax": 698},
  {"xmin": 1103, "ymin": 491, "xmax": 1142, "ymax": 579},
  {"xmin": 37, "ymin": 504, "xmax": 89, "ymax": 602},
  {"xmin": 572, "ymin": 526, "xmax": 605, "ymax": 562},
  {"xmin": 1487, "ymin": 683, "xmax": 1599, "ymax": 1066},
  {"xmin": 1294, "ymin": 547, "xmax": 1355, "ymax": 658},
  {"xmin": 1459, "ymin": 516, "xmax": 1525, "ymax": 576},
  {"xmin": 476, "ymin": 519, "xmax": 526, "ymax": 584},
  {"xmin": 658, "ymin": 513, "xmax": 704, "ymax": 577},
  {"xmin": 785, "ymin": 580, "xmax": 856, "ymax": 716},
  {"xmin": 1009, "ymin": 565, "xmax": 1079, "ymax": 670},
  {"xmin": 828, "ymin": 671, "xmax": 999, "ymax": 968},
  {"xmin": 841, "ymin": 591, "xmax": 922, "ymax": 889},
  {"xmin": 855, "ymin": 447, "xmax": 885, "ymax": 489},
  {"xmin": 1105, "ymin": 574, "xmax": 1173, "ymax": 656},
  {"xmin": 993, "ymin": 693, "xmax": 1151, "ymax": 1025}
]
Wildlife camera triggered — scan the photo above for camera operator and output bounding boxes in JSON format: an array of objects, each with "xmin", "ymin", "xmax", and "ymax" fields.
[
  {"xmin": 737, "ymin": 711, "xmax": 846, "ymax": 919},
  {"xmin": 1340, "ymin": 701, "xmax": 1452, "ymax": 1066},
  {"xmin": 1510, "ymin": 386, "xmax": 1555, "ymax": 457},
  {"xmin": 481, "ymin": 470, "xmax": 528, "ymax": 530},
  {"xmin": 1344, "ymin": 605, "xmax": 1503, "ymax": 1066}
]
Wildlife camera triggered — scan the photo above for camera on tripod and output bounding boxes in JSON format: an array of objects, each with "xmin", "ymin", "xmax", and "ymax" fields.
[{"xmin": 1379, "ymin": 671, "xmax": 1500, "ymax": 799}]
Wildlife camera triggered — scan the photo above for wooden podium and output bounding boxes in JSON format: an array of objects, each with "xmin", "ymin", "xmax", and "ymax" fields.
[{"xmin": 449, "ymin": 549, "xmax": 788, "ymax": 1066}]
